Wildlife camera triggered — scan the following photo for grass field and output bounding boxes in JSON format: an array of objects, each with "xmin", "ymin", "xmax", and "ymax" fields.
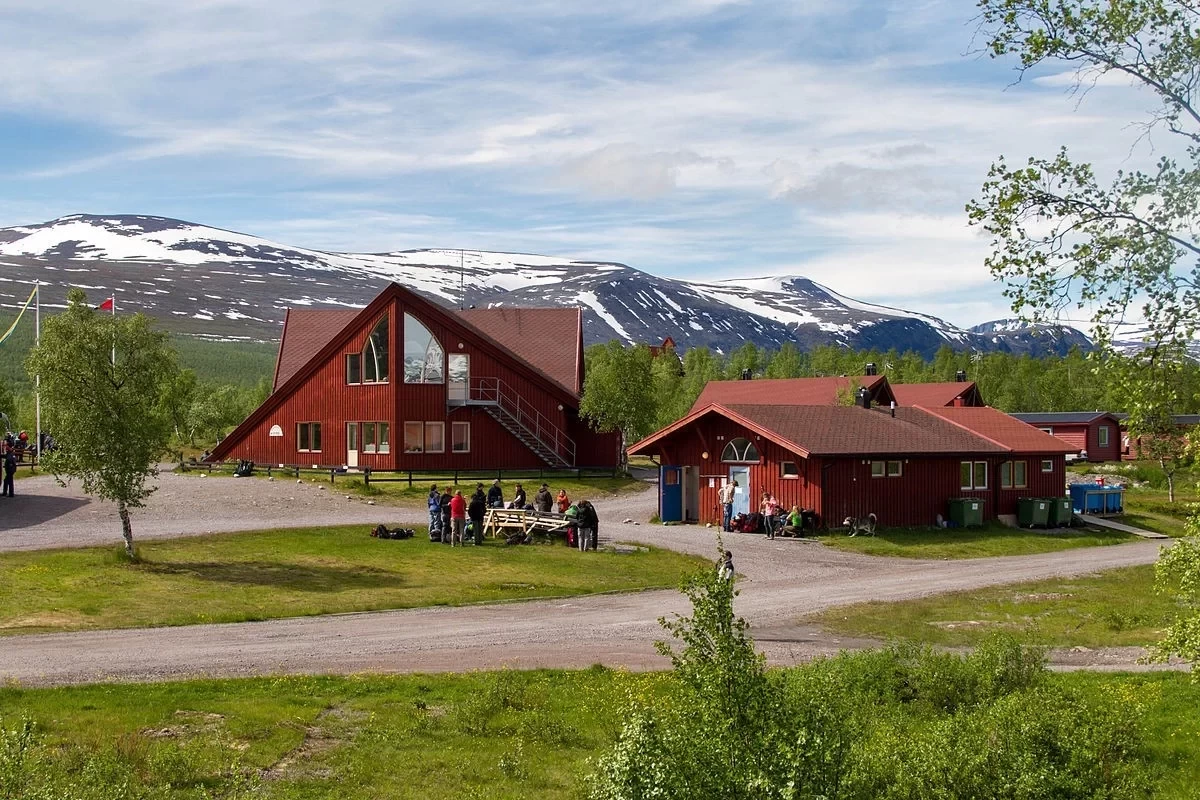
[
  {"xmin": 0, "ymin": 526, "xmax": 704, "ymax": 635},
  {"xmin": 0, "ymin": 668, "xmax": 1195, "ymax": 799},
  {"xmin": 805, "ymin": 564, "xmax": 1178, "ymax": 648},
  {"xmin": 813, "ymin": 522, "xmax": 1135, "ymax": 559}
]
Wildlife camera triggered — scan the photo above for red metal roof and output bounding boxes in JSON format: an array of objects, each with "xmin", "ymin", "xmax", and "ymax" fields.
[
  {"xmin": 272, "ymin": 308, "xmax": 361, "ymax": 390},
  {"xmin": 689, "ymin": 376, "xmax": 890, "ymax": 412},
  {"xmin": 890, "ymin": 381, "xmax": 980, "ymax": 407},
  {"xmin": 455, "ymin": 307, "xmax": 581, "ymax": 395},
  {"xmin": 920, "ymin": 406, "xmax": 1077, "ymax": 454}
]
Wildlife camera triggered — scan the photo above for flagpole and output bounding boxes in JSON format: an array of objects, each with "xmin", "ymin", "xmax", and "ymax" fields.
[{"xmin": 34, "ymin": 281, "xmax": 40, "ymax": 467}]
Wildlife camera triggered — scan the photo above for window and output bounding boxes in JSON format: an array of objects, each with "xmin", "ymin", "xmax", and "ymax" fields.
[
  {"xmin": 297, "ymin": 422, "xmax": 321, "ymax": 452},
  {"xmin": 345, "ymin": 353, "xmax": 361, "ymax": 384},
  {"xmin": 404, "ymin": 422, "xmax": 424, "ymax": 453},
  {"xmin": 1041, "ymin": 459, "xmax": 1053, "ymax": 473},
  {"xmin": 871, "ymin": 461, "xmax": 886, "ymax": 478},
  {"xmin": 780, "ymin": 461, "xmax": 799, "ymax": 478},
  {"xmin": 1039, "ymin": 427, "xmax": 1053, "ymax": 435},
  {"xmin": 720, "ymin": 437, "xmax": 760, "ymax": 463},
  {"xmin": 361, "ymin": 422, "xmax": 390, "ymax": 454},
  {"xmin": 1001, "ymin": 460, "xmax": 1027, "ymax": 489},
  {"xmin": 960, "ymin": 460, "xmax": 987, "ymax": 490},
  {"xmin": 887, "ymin": 460, "xmax": 903, "ymax": 477},
  {"xmin": 364, "ymin": 316, "xmax": 390, "ymax": 383},
  {"xmin": 425, "ymin": 422, "xmax": 445, "ymax": 454},
  {"xmin": 452, "ymin": 421, "xmax": 470, "ymax": 453},
  {"xmin": 347, "ymin": 422, "xmax": 358, "ymax": 450},
  {"xmin": 403, "ymin": 313, "xmax": 444, "ymax": 383},
  {"xmin": 1098, "ymin": 425, "xmax": 1110, "ymax": 447}
]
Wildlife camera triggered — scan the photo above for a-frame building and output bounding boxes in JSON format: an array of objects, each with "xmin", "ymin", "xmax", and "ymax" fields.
[{"xmin": 211, "ymin": 283, "xmax": 619, "ymax": 470}]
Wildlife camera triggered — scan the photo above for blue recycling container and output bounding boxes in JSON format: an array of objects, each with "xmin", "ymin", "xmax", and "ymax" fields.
[
  {"xmin": 1104, "ymin": 487, "xmax": 1124, "ymax": 514},
  {"xmin": 1069, "ymin": 484, "xmax": 1106, "ymax": 514}
]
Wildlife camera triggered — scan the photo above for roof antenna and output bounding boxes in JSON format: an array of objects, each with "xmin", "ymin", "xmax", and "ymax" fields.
[{"xmin": 459, "ymin": 249, "xmax": 464, "ymax": 310}]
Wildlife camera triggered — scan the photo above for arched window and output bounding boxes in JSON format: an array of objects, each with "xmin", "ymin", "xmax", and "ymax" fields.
[
  {"xmin": 363, "ymin": 315, "xmax": 389, "ymax": 383},
  {"xmin": 721, "ymin": 437, "xmax": 760, "ymax": 463},
  {"xmin": 404, "ymin": 313, "xmax": 444, "ymax": 384}
]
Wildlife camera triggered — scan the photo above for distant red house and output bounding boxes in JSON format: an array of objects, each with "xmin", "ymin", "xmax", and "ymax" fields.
[
  {"xmin": 212, "ymin": 283, "xmax": 620, "ymax": 470},
  {"xmin": 1009, "ymin": 413, "xmax": 1123, "ymax": 462},
  {"xmin": 629, "ymin": 396, "xmax": 1072, "ymax": 528},
  {"xmin": 690, "ymin": 375, "xmax": 897, "ymax": 412},
  {"xmin": 647, "ymin": 336, "xmax": 677, "ymax": 358}
]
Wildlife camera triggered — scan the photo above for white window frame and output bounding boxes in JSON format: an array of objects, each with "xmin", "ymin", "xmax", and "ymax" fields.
[
  {"xmin": 1098, "ymin": 425, "xmax": 1110, "ymax": 448},
  {"xmin": 1041, "ymin": 459, "xmax": 1053, "ymax": 473},
  {"xmin": 424, "ymin": 421, "xmax": 445, "ymax": 454},
  {"xmin": 297, "ymin": 422, "xmax": 321, "ymax": 453},
  {"xmin": 1001, "ymin": 460, "xmax": 1027, "ymax": 489},
  {"xmin": 870, "ymin": 460, "xmax": 885, "ymax": 478},
  {"xmin": 452, "ymin": 421, "xmax": 471, "ymax": 453},
  {"xmin": 961, "ymin": 460, "xmax": 987, "ymax": 490},
  {"xmin": 886, "ymin": 460, "xmax": 903, "ymax": 477},
  {"xmin": 1039, "ymin": 427, "xmax": 1053, "ymax": 435},
  {"xmin": 403, "ymin": 421, "xmax": 423, "ymax": 453},
  {"xmin": 780, "ymin": 461, "xmax": 799, "ymax": 478}
]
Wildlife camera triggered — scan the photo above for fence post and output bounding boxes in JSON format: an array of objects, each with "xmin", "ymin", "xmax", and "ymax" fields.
[
  {"xmin": 330, "ymin": 469, "xmax": 335, "ymax": 484},
  {"xmin": 266, "ymin": 465, "xmax": 272, "ymax": 478},
  {"xmin": 407, "ymin": 471, "xmax": 413, "ymax": 488},
  {"xmin": 364, "ymin": 467, "xmax": 371, "ymax": 487}
]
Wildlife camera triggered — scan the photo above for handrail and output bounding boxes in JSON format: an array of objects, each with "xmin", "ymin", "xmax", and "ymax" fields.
[{"xmin": 470, "ymin": 377, "xmax": 576, "ymax": 465}]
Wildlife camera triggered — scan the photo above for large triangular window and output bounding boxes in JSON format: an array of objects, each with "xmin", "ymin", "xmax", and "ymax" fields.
[
  {"xmin": 404, "ymin": 313, "xmax": 445, "ymax": 384},
  {"xmin": 721, "ymin": 437, "xmax": 760, "ymax": 463}
]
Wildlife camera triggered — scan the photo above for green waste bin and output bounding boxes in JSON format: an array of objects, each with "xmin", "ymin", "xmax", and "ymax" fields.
[
  {"xmin": 1046, "ymin": 497, "xmax": 1073, "ymax": 528},
  {"xmin": 948, "ymin": 498, "xmax": 983, "ymax": 528},
  {"xmin": 1017, "ymin": 497, "xmax": 1050, "ymax": 528}
]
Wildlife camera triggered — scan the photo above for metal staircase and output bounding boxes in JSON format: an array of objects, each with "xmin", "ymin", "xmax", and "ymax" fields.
[{"xmin": 468, "ymin": 378, "xmax": 575, "ymax": 468}]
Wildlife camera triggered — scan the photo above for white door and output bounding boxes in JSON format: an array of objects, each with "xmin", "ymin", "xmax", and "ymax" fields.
[
  {"xmin": 346, "ymin": 422, "xmax": 359, "ymax": 468},
  {"xmin": 730, "ymin": 466, "xmax": 750, "ymax": 517},
  {"xmin": 448, "ymin": 354, "xmax": 469, "ymax": 404}
]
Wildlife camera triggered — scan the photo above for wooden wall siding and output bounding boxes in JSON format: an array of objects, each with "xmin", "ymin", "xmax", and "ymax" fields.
[
  {"xmin": 219, "ymin": 295, "xmax": 619, "ymax": 469},
  {"xmin": 1046, "ymin": 426, "xmax": 1087, "ymax": 455},
  {"xmin": 820, "ymin": 457, "xmax": 992, "ymax": 528},
  {"xmin": 1087, "ymin": 422, "xmax": 1121, "ymax": 462},
  {"xmin": 568, "ymin": 412, "xmax": 622, "ymax": 468}
]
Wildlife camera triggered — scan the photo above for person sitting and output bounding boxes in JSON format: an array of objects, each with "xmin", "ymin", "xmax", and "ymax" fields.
[
  {"xmin": 487, "ymin": 479, "xmax": 504, "ymax": 509},
  {"xmin": 556, "ymin": 489, "xmax": 571, "ymax": 513},
  {"xmin": 779, "ymin": 505, "xmax": 805, "ymax": 537},
  {"xmin": 511, "ymin": 483, "xmax": 527, "ymax": 509}
]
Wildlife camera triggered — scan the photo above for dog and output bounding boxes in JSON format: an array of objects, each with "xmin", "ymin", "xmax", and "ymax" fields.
[{"xmin": 843, "ymin": 513, "xmax": 877, "ymax": 537}]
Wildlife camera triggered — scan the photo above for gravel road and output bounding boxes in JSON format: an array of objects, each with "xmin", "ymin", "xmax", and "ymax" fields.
[{"xmin": 0, "ymin": 469, "xmax": 1173, "ymax": 685}]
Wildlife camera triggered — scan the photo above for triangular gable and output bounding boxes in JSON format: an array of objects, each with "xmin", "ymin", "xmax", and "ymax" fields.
[
  {"xmin": 213, "ymin": 283, "xmax": 582, "ymax": 461},
  {"xmin": 273, "ymin": 308, "xmax": 362, "ymax": 390},
  {"xmin": 628, "ymin": 403, "xmax": 812, "ymax": 458}
]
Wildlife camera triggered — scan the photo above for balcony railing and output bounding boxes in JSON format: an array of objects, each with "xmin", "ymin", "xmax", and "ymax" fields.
[{"xmin": 470, "ymin": 377, "xmax": 576, "ymax": 465}]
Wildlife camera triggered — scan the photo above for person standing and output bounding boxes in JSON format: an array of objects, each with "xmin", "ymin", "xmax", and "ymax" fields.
[
  {"xmin": 511, "ymin": 483, "xmax": 527, "ymax": 509},
  {"xmin": 760, "ymin": 492, "xmax": 778, "ymax": 539},
  {"xmin": 439, "ymin": 487, "xmax": 453, "ymax": 542},
  {"xmin": 449, "ymin": 490, "xmax": 467, "ymax": 546},
  {"xmin": 556, "ymin": 488, "xmax": 571, "ymax": 513},
  {"xmin": 2, "ymin": 450, "xmax": 15, "ymax": 497},
  {"xmin": 717, "ymin": 550, "xmax": 735, "ymax": 581},
  {"xmin": 719, "ymin": 480, "xmax": 736, "ymax": 531},
  {"xmin": 576, "ymin": 499, "xmax": 599, "ymax": 552},
  {"xmin": 427, "ymin": 485, "xmax": 441, "ymax": 535},
  {"xmin": 534, "ymin": 483, "xmax": 553, "ymax": 513},
  {"xmin": 468, "ymin": 488, "xmax": 487, "ymax": 544}
]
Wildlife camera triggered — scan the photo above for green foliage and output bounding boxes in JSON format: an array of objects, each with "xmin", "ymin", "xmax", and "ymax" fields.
[
  {"xmin": 1153, "ymin": 516, "xmax": 1200, "ymax": 677},
  {"xmin": 580, "ymin": 342, "xmax": 658, "ymax": 467},
  {"xmin": 26, "ymin": 288, "xmax": 181, "ymax": 555},
  {"xmin": 588, "ymin": 562, "xmax": 1150, "ymax": 799}
]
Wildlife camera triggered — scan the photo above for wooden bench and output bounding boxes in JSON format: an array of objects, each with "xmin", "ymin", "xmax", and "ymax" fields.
[{"xmin": 483, "ymin": 508, "xmax": 572, "ymax": 538}]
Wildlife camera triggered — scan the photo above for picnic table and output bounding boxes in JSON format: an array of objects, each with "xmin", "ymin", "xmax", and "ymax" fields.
[{"xmin": 482, "ymin": 507, "xmax": 573, "ymax": 539}]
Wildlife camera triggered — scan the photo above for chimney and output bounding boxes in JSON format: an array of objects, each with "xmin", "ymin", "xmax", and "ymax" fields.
[
  {"xmin": 955, "ymin": 369, "xmax": 967, "ymax": 383},
  {"xmin": 740, "ymin": 368, "xmax": 752, "ymax": 381},
  {"xmin": 890, "ymin": 400, "xmax": 896, "ymax": 418},
  {"xmin": 864, "ymin": 362, "xmax": 877, "ymax": 376},
  {"xmin": 856, "ymin": 386, "xmax": 871, "ymax": 409}
]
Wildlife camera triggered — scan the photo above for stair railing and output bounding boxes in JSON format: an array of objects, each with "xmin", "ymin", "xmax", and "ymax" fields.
[{"xmin": 470, "ymin": 377, "xmax": 576, "ymax": 466}]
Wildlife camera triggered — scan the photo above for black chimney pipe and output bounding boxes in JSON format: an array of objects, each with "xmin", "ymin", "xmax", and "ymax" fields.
[
  {"xmin": 955, "ymin": 369, "xmax": 967, "ymax": 383},
  {"xmin": 740, "ymin": 369, "xmax": 752, "ymax": 381},
  {"xmin": 856, "ymin": 386, "xmax": 871, "ymax": 409},
  {"xmin": 864, "ymin": 362, "xmax": 877, "ymax": 376}
]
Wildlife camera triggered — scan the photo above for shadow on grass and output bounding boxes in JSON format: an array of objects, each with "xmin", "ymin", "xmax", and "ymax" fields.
[{"xmin": 140, "ymin": 560, "xmax": 405, "ymax": 592}]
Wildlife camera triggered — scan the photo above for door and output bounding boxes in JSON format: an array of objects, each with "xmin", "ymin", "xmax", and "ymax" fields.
[
  {"xmin": 346, "ymin": 422, "xmax": 359, "ymax": 468},
  {"xmin": 729, "ymin": 466, "xmax": 750, "ymax": 517},
  {"xmin": 682, "ymin": 466, "xmax": 700, "ymax": 522},
  {"xmin": 660, "ymin": 466, "xmax": 683, "ymax": 522},
  {"xmin": 448, "ymin": 354, "xmax": 469, "ymax": 405}
]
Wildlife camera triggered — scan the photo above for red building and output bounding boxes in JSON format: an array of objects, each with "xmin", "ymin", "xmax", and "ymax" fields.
[
  {"xmin": 890, "ymin": 380, "xmax": 983, "ymax": 408},
  {"xmin": 690, "ymin": 375, "xmax": 896, "ymax": 412},
  {"xmin": 629, "ymin": 397, "xmax": 1073, "ymax": 527},
  {"xmin": 212, "ymin": 283, "xmax": 620, "ymax": 470},
  {"xmin": 1009, "ymin": 412, "xmax": 1123, "ymax": 462}
]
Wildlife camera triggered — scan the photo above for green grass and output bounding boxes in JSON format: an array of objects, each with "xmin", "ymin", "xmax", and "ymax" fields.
[
  {"xmin": 806, "ymin": 564, "xmax": 1179, "ymax": 648},
  {"xmin": 0, "ymin": 669, "xmax": 1195, "ymax": 800},
  {"xmin": 814, "ymin": 522, "xmax": 1135, "ymax": 559},
  {"xmin": 0, "ymin": 525, "xmax": 704, "ymax": 635}
]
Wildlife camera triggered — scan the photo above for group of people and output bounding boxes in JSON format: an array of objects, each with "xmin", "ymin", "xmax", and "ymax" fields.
[
  {"xmin": 425, "ymin": 480, "xmax": 598, "ymax": 549},
  {"xmin": 717, "ymin": 481, "xmax": 818, "ymax": 538}
]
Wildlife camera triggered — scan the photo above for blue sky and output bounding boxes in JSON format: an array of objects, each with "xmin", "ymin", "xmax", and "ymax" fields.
[{"xmin": 0, "ymin": 0, "xmax": 1160, "ymax": 327}]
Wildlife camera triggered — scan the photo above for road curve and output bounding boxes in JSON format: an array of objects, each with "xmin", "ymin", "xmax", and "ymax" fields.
[{"xmin": 0, "ymin": 533, "xmax": 1167, "ymax": 686}]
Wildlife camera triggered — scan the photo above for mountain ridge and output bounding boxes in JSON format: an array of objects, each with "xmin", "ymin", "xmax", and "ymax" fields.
[{"xmin": 0, "ymin": 214, "xmax": 1092, "ymax": 357}]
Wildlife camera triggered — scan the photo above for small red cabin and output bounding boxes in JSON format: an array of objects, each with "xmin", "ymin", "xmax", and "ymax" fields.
[
  {"xmin": 212, "ymin": 283, "xmax": 619, "ymax": 470},
  {"xmin": 630, "ymin": 400, "xmax": 1073, "ymax": 528},
  {"xmin": 1009, "ymin": 413, "xmax": 1123, "ymax": 462}
]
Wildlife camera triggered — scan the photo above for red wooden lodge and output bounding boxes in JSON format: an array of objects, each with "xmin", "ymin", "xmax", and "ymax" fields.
[
  {"xmin": 1009, "ymin": 412, "xmax": 1123, "ymax": 463},
  {"xmin": 211, "ymin": 283, "xmax": 620, "ymax": 470},
  {"xmin": 630, "ymin": 377, "xmax": 1072, "ymax": 528}
]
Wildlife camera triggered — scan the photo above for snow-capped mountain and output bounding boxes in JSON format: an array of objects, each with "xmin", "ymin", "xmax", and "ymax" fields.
[{"xmin": 0, "ymin": 214, "xmax": 1089, "ymax": 356}]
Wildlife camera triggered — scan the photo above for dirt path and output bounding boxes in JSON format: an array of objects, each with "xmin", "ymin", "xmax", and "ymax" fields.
[{"xmin": 0, "ymin": 513, "xmax": 1170, "ymax": 685}]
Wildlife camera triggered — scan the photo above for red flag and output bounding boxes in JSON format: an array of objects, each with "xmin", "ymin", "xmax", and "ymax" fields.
[{"xmin": 97, "ymin": 297, "xmax": 114, "ymax": 312}]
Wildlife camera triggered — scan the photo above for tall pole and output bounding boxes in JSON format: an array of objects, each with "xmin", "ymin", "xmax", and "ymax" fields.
[
  {"xmin": 34, "ymin": 281, "xmax": 40, "ymax": 466},
  {"xmin": 111, "ymin": 294, "xmax": 116, "ymax": 366}
]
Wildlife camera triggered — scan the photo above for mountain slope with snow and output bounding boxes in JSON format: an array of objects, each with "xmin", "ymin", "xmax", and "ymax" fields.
[{"xmin": 0, "ymin": 214, "xmax": 1089, "ymax": 356}]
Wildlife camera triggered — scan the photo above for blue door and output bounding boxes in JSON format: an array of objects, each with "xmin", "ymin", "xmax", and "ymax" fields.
[
  {"xmin": 729, "ymin": 466, "xmax": 750, "ymax": 517},
  {"xmin": 660, "ymin": 466, "xmax": 683, "ymax": 522}
]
